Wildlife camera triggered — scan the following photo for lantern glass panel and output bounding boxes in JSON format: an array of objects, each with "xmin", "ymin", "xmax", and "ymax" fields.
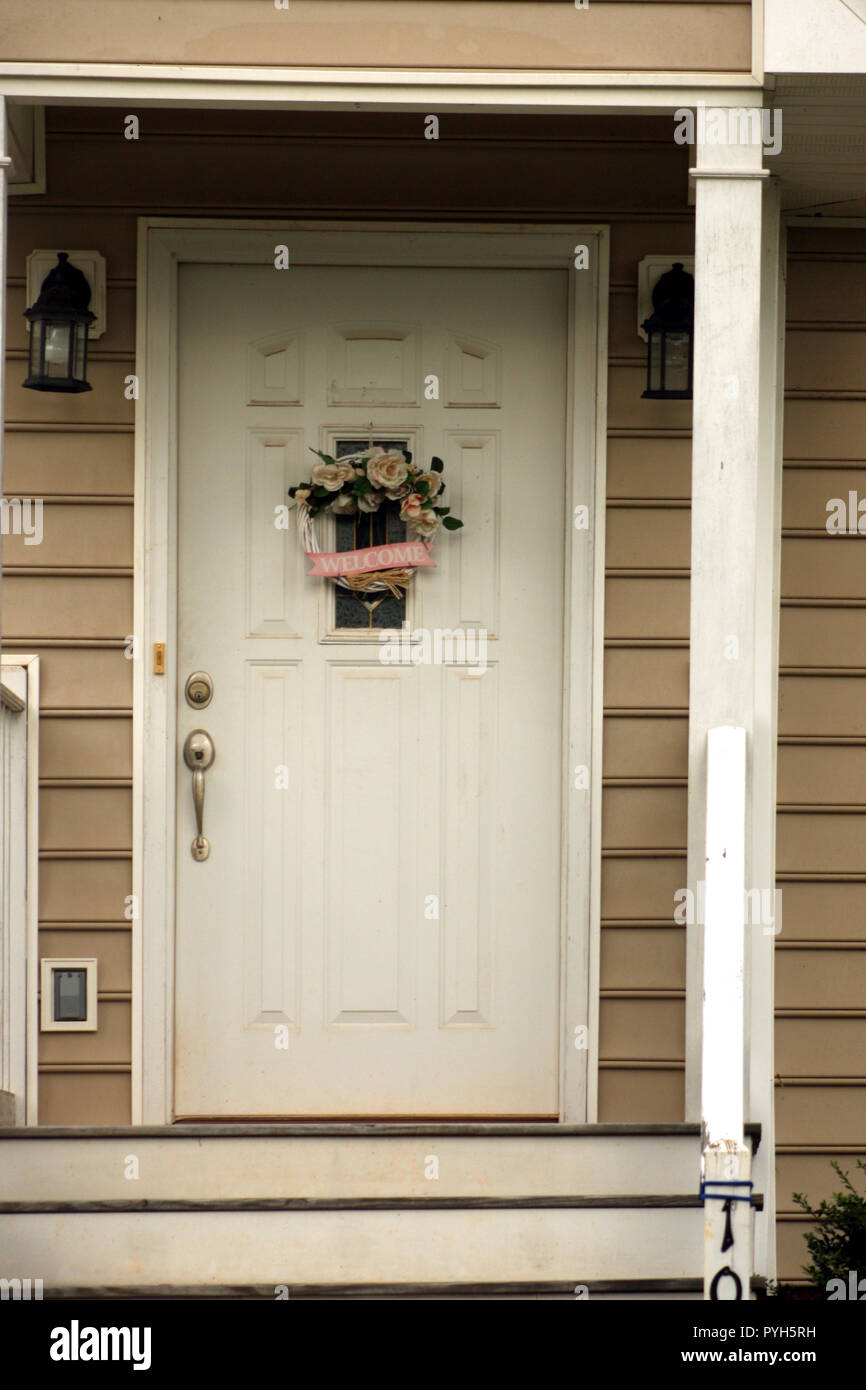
[
  {"xmin": 647, "ymin": 331, "xmax": 663, "ymax": 393},
  {"xmin": 44, "ymin": 322, "xmax": 72, "ymax": 373},
  {"xmin": 664, "ymin": 330, "xmax": 691, "ymax": 394},
  {"xmin": 28, "ymin": 318, "xmax": 45, "ymax": 378},
  {"xmin": 72, "ymin": 322, "xmax": 88, "ymax": 381}
]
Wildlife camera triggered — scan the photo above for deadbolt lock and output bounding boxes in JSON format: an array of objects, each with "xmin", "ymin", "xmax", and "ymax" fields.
[{"xmin": 185, "ymin": 671, "xmax": 214, "ymax": 709}]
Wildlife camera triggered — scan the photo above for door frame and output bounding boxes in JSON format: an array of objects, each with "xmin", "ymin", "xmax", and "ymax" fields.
[{"xmin": 134, "ymin": 219, "xmax": 609, "ymax": 1125}]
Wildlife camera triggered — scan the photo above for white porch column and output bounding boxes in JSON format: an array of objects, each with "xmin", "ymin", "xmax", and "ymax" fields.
[{"xmin": 684, "ymin": 117, "xmax": 784, "ymax": 1288}]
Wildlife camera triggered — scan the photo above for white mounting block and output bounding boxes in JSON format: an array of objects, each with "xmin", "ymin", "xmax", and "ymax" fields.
[{"xmin": 25, "ymin": 249, "xmax": 107, "ymax": 339}]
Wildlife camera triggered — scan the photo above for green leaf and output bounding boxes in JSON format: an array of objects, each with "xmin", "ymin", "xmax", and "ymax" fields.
[
  {"xmin": 442, "ymin": 516, "xmax": 463, "ymax": 531},
  {"xmin": 309, "ymin": 446, "xmax": 336, "ymax": 465},
  {"xmin": 433, "ymin": 506, "xmax": 450, "ymax": 517},
  {"xmin": 353, "ymin": 476, "xmax": 373, "ymax": 495},
  {"xmin": 415, "ymin": 479, "xmax": 430, "ymax": 497},
  {"xmin": 312, "ymin": 486, "xmax": 331, "ymax": 499},
  {"xmin": 430, "ymin": 456, "xmax": 444, "ymax": 473}
]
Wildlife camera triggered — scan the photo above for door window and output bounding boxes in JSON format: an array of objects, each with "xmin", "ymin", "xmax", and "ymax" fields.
[{"xmin": 333, "ymin": 437, "xmax": 410, "ymax": 631}]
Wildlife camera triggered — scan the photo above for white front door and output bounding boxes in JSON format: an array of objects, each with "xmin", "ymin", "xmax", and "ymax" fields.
[{"xmin": 173, "ymin": 261, "xmax": 570, "ymax": 1118}]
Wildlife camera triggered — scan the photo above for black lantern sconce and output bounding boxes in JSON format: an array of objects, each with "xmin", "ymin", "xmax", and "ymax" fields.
[
  {"xmin": 23, "ymin": 252, "xmax": 95, "ymax": 393},
  {"xmin": 641, "ymin": 261, "xmax": 694, "ymax": 400}
]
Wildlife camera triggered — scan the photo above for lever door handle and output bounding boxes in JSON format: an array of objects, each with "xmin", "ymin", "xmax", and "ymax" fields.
[{"xmin": 183, "ymin": 729, "xmax": 215, "ymax": 861}]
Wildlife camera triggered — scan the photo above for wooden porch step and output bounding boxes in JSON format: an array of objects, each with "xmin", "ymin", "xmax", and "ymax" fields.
[
  {"xmin": 0, "ymin": 1125, "xmax": 761, "ymax": 1292},
  {"xmin": 0, "ymin": 1122, "xmax": 760, "ymax": 1202},
  {"xmin": 0, "ymin": 1202, "xmax": 711, "ymax": 1289}
]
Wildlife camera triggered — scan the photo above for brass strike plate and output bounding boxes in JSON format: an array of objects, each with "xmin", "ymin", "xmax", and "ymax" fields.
[{"xmin": 153, "ymin": 642, "xmax": 166, "ymax": 675}]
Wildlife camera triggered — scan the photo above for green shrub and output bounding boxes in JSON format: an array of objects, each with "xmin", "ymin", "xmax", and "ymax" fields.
[{"xmin": 792, "ymin": 1159, "xmax": 866, "ymax": 1291}]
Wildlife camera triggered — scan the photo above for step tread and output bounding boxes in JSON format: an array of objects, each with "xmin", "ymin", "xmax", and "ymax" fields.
[
  {"xmin": 39, "ymin": 1279, "xmax": 714, "ymax": 1299},
  {"xmin": 0, "ymin": 1121, "xmax": 762, "ymax": 1148}
]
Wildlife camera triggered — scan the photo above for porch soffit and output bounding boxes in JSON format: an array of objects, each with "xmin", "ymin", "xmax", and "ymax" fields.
[{"xmin": 771, "ymin": 74, "xmax": 866, "ymax": 215}]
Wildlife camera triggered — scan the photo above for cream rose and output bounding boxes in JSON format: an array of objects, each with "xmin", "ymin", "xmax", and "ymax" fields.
[
  {"xmin": 311, "ymin": 461, "xmax": 347, "ymax": 492},
  {"xmin": 409, "ymin": 510, "xmax": 439, "ymax": 539},
  {"xmin": 385, "ymin": 481, "xmax": 412, "ymax": 501},
  {"xmin": 357, "ymin": 490, "xmax": 384, "ymax": 513},
  {"xmin": 329, "ymin": 493, "xmax": 357, "ymax": 515},
  {"xmin": 399, "ymin": 492, "xmax": 425, "ymax": 521},
  {"xmin": 366, "ymin": 450, "xmax": 409, "ymax": 492},
  {"xmin": 415, "ymin": 471, "xmax": 443, "ymax": 498}
]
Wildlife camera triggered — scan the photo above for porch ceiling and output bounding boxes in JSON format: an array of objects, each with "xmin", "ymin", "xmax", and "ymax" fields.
[{"xmin": 772, "ymin": 75, "xmax": 866, "ymax": 215}]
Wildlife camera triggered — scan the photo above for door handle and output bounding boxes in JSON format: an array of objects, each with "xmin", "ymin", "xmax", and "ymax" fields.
[{"xmin": 183, "ymin": 729, "xmax": 215, "ymax": 861}]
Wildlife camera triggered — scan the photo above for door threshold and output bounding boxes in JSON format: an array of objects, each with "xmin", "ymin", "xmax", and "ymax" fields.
[{"xmin": 172, "ymin": 1115, "xmax": 561, "ymax": 1125}]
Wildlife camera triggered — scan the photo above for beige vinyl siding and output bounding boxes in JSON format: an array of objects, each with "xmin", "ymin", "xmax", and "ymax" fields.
[
  {"xmin": 0, "ymin": 1, "xmax": 752, "ymax": 72},
  {"xmin": 776, "ymin": 225, "xmax": 866, "ymax": 1284},
  {"xmin": 5, "ymin": 137, "xmax": 135, "ymax": 1120},
  {"xmin": 5, "ymin": 107, "xmax": 695, "ymax": 1122},
  {"xmin": 600, "ymin": 210, "xmax": 692, "ymax": 1121},
  {"xmin": 599, "ymin": 277, "xmax": 691, "ymax": 1117}
]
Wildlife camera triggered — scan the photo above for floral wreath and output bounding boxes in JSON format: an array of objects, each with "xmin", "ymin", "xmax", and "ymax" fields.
[{"xmin": 289, "ymin": 446, "xmax": 463, "ymax": 596}]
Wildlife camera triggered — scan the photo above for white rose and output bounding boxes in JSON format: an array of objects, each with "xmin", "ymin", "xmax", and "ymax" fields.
[
  {"xmin": 329, "ymin": 493, "xmax": 357, "ymax": 515},
  {"xmin": 416, "ymin": 471, "xmax": 443, "ymax": 498},
  {"xmin": 366, "ymin": 450, "xmax": 409, "ymax": 491},
  {"xmin": 335, "ymin": 460, "xmax": 357, "ymax": 484},
  {"xmin": 311, "ymin": 461, "xmax": 346, "ymax": 492}
]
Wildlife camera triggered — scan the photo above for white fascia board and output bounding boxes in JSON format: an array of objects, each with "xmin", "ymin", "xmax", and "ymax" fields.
[{"xmin": 0, "ymin": 64, "xmax": 766, "ymax": 112}]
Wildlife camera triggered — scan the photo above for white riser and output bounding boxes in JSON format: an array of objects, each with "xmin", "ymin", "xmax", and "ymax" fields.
[
  {"xmin": 0, "ymin": 1133, "xmax": 701, "ymax": 1201},
  {"xmin": 0, "ymin": 1207, "xmax": 704, "ymax": 1287}
]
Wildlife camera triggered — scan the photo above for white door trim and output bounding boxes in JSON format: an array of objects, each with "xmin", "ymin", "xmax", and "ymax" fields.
[
  {"xmin": 134, "ymin": 219, "xmax": 609, "ymax": 1125},
  {"xmin": 0, "ymin": 653, "xmax": 39, "ymax": 1127}
]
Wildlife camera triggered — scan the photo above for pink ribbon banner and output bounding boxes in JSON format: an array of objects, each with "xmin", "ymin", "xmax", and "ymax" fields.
[{"xmin": 307, "ymin": 540, "xmax": 436, "ymax": 578}]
